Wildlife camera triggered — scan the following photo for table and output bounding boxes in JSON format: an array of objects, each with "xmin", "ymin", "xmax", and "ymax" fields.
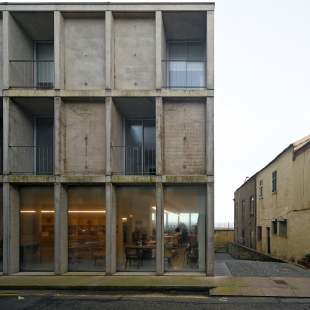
[
  {"xmin": 126, "ymin": 245, "xmax": 156, "ymax": 260},
  {"xmin": 68, "ymin": 242, "xmax": 98, "ymax": 264}
]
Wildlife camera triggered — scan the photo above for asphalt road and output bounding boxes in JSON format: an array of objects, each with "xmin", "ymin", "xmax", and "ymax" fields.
[{"xmin": 1, "ymin": 291, "xmax": 310, "ymax": 310}]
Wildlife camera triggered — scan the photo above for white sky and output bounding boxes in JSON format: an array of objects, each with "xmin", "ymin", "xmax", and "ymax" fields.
[{"xmin": 6, "ymin": 0, "xmax": 310, "ymax": 223}]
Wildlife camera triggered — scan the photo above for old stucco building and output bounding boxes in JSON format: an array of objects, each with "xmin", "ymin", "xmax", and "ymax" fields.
[
  {"xmin": 0, "ymin": 2, "xmax": 215, "ymax": 276},
  {"xmin": 234, "ymin": 135, "xmax": 310, "ymax": 262}
]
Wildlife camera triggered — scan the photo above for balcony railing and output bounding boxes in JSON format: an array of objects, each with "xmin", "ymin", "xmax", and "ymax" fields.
[
  {"xmin": 162, "ymin": 60, "xmax": 206, "ymax": 89},
  {"xmin": 0, "ymin": 146, "xmax": 2, "ymax": 174},
  {"xmin": 111, "ymin": 146, "xmax": 156, "ymax": 175},
  {"xmin": 9, "ymin": 60, "xmax": 54, "ymax": 89},
  {"xmin": 10, "ymin": 146, "xmax": 54, "ymax": 175}
]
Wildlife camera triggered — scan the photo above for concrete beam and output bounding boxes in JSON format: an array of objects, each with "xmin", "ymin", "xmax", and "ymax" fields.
[
  {"xmin": 206, "ymin": 11, "xmax": 214, "ymax": 90},
  {"xmin": 206, "ymin": 182, "xmax": 214, "ymax": 276},
  {"xmin": 54, "ymin": 183, "xmax": 68, "ymax": 275},
  {"xmin": 155, "ymin": 11, "xmax": 162, "ymax": 90},
  {"xmin": 106, "ymin": 97, "xmax": 112, "ymax": 176},
  {"xmin": 3, "ymin": 183, "xmax": 20, "ymax": 275},
  {"xmin": 106, "ymin": 183, "xmax": 116, "ymax": 275},
  {"xmin": 206, "ymin": 97, "xmax": 214, "ymax": 176},
  {"xmin": 54, "ymin": 11, "xmax": 65, "ymax": 90},
  {"xmin": 105, "ymin": 11, "xmax": 114, "ymax": 90},
  {"xmin": 2, "ymin": 11, "xmax": 9, "ymax": 90},
  {"xmin": 156, "ymin": 182, "xmax": 164, "ymax": 275},
  {"xmin": 54, "ymin": 97, "xmax": 65, "ymax": 175},
  {"xmin": 156, "ymin": 97, "xmax": 163, "ymax": 176}
]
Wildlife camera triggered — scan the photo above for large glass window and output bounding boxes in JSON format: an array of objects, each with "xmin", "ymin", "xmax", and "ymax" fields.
[
  {"xmin": 168, "ymin": 42, "xmax": 205, "ymax": 89},
  {"xmin": 116, "ymin": 187, "xmax": 156, "ymax": 272},
  {"xmin": 20, "ymin": 186, "xmax": 54, "ymax": 271},
  {"xmin": 164, "ymin": 186, "xmax": 205, "ymax": 272},
  {"xmin": 68, "ymin": 186, "xmax": 106, "ymax": 271},
  {"xmin": 125, "ymin": 117, "xmax": 156, "ymax": 175},
  {"xmin": 35, "ymin": 42, "xmax": 54, "ymax": 88}
]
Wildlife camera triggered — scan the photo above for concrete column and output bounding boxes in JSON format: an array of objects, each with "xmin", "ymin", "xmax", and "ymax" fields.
[
  {"xmin": 206, "ymin": 97, "xmax": 214, "ymax": 176},
  {"xmin": 155, "ymin": 11, "xmax": 162, "ymax": 90},
  {"xmin": 156, "ymin": 97, "xmax": 163, "ymax": 176},
  {"xmin": 54, "ymin": 11, "xmax": 65, "ymax": 90},
  {"xmin": 54, "ymin": 97, "xmax": 65, "ymax": 175},
  {"xmin": 3, "ymin": 183, "xmax": 20, "ymax": 275},
  {"xmin": 2, "ymin": 11, "xmax": 9, "ymax": 90},
  {"xmin": 105, "ymin": 11, "xmax": 114, "ymax": 90},
  {"xmin": 206, "ymin": 182, "xmax": 214, "ymax": 276},
  {"xmin": 156, "ymin": 182, "xmax": 164, "ymax": 275},
  {"xmin": 106, "ymin": 97, "xmax": 112, "ymax": 176},
  {"xmin": 3, "ymin": 97, "xmax": 9, "ymax": 175},
  {"xmin": 54, "ymin": 183, "xmax": 68, "ymax": 275},
  {"xmin": 106, "ymin": 183, "xmax": 116, "ymax": 275},
  {"xmin": 206, "ymin": 11, "xmax": 214, "ymax": 90}
]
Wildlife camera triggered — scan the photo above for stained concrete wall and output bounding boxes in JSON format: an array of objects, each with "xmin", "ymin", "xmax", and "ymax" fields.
[
  {"xmin": 64, "ymin": 101, "xmax": 106, "ymax": 174},
  {"xmin": 163, "ymin": 101, "xmax": 206, "ymax": 175},
  {"xmin": 8, "ymin": 13, "xmax": 33, "ymax": 88},
  {"xmin": 214, "ymin": 230, "xmax": 234, "ymax": 247},
  {"xmin": 9, "ymin": 101, "xmax": 34, "ymax": 174},
  {"xmin": 111, "ymin": 100, "xmax": 123, "ymax": 174},
  {"xmin": 256, "ymin": 147, "xmax": 293, "ymax": 259},
  {"xmin": 64, "ymin": 16, "xmax": 105, "ymax": 90},
  {"xmin": 114, "ymin": 13, "xmax": 156, "ymax": 90}
]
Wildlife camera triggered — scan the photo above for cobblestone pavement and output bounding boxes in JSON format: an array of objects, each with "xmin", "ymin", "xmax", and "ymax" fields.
[{"xmin": 215, "ymin": 253, "xmax": 310, "ymax": 277}]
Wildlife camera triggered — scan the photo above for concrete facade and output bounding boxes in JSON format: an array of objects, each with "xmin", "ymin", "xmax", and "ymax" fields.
[
  {"xmin": 0, "ymin": 2, "xmax": 215, "ymax": 276},
  {"xmin": 234, "ymin": 135, "xmax": 310, "ymax": 263}
]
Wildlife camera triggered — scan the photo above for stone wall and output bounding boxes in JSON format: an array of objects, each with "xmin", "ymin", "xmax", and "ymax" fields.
[{"xmin": 227, "ymin": 241, "xmax": 285, "ymax": 262}]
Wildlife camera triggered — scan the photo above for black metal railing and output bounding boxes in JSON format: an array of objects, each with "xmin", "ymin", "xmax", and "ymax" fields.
[
  {"xmin": 111, "ymin": 146, "xmax": 156, "ymax": 175},
  {"xmin": 162, "ymin": 60, "xmax": 206, "ymax": 89},
  {"xmin": 10, "ymin": 145, "xmax": 54, "ymax": 175},
  {"xmin": 9, "ymin": 60, "xmax": 54, "ymax": 89},
  {"xmin": 0, "ymin": 146, "xmax": 2, "ymax": 174}
]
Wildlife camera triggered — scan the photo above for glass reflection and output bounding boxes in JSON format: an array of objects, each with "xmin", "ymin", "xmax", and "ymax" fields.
[
  {"xmin": 116, "ymin": 187, "xmax": 156, "ymax": 271},
  {"xmin": 20, "ymin": 186, "xmax": 54, "ymax": 271},
  {"xmin": 68, "ymin": 186, "xmax": 106, "ymax": 271},
  {"xmin": 164, "ymin": 186, "xmax": 205, "ymax": 271},
  {"xmin": 0, "ymin": 187, "xmax": 3, "ymax": 272}
]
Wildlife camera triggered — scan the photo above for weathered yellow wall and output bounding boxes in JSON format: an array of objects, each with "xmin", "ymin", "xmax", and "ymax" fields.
[
  {"xmin": 256, "ymin": 145, "xmax": 310, "ymax": 262},
  {"xmin": 214, "ymin": 230, "xmax": 234, "ymax": 246}
]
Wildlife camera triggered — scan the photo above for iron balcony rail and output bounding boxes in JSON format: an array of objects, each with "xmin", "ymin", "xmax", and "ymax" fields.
[
  {"xmin": 0, "ymin": 146, "xmax": 2, "ymax": 174},
  {"xmin": 162, "ymin": 60, "xmax": 206, "ymax": 89},
  {"xmin": 9, "ymin": 145, "xmax": 54, "ymax": 175},
  {"xmin": 9, "ymin": 60, "xmax": 54, "ymax": 89},
  {"xmin": 111, "ymin": 146, "xmax": 156, "ymax": 175}
]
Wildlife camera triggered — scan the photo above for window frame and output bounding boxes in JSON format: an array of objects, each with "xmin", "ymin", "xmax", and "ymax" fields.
[
  {"xmin": 241, "ymin": 200, "xmax": 245, "ymax": 218},
  {"xmin": 257, "ymin": 226, "xmax": 262, "ymax": 241},
  {"xmin": 272, "ymin": 170, "xmax": 277, "ymax": 193},
  {"xmin": 271, "ymin": 219, "xmax": 277, "ymax": 235},
  {"xmin": 279, "ymin": 219, "xmax": 287, "ymax": 237},
  {"xmin": 250, "ymin": 196, "xmax": 254, "ymax": 216},
  {"xmin": 259, "ymin": 180, "xmax": 263, "ymax": 198}
]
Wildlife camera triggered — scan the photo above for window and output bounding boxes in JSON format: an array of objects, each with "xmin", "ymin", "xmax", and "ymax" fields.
[
  {"xmin": 125, "ymin": 117, "xmax": 156, "ymax": 175},
  {"xmin": 279, "ymin": 220, "xmax": 287, "ymax": 237},
  {"xmin": 257, "ymin": 226, "xmax": 262, "ymax": 241},
  {"xmin": 242, "ymin": 200, "xmax": 245, "ymax": 217},
  {"xmin": 272, "ymin": 170, "xmax": 277, "ymax": 193},
  {"xmin": 259, "ymin": 180, "xmax": 263, "ymax": 198},
  {"xmin": 35, "ymin": 41, "xmax": 54, "ymax": 88},
  {"xmin": 168, "ymin": 42, "xmax": 205, "ymax": 89},
  {"xmin": 250, "ymin": 196, "xmax": 254, "ymax": 216},
  {"xmin": 271, "ymin": 219, "xmax": 277, "ymax": 234},
  {"xmin": 235, "ymin": 203, "xmax": 237, "ymax": 218}
]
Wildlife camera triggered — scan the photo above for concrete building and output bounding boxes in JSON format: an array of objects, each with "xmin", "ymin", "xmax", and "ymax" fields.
[
  {"xmin": 234, "ymin": 135, "xmax": 310, "ymax": 263},
  {"xmin": 0, "ymin": 2, "xmax": 215, "ymax": 276}
]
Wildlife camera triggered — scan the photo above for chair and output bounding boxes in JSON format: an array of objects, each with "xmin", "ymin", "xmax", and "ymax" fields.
[
  {"xmin": 164, "ymin": 248, "xmax": 173, "ymax": 269},
  {"xmin": 68, "ymin": 243, "xmax": 81, "ymax": 265},
  {"xmin": 92, "ymin": 243, "xmax": 106, "ymax": 266},
  {"xmin": 184, "ymin": 246, "xmax": 198, "ymax": 268},
  {"xmin": 125, "ymin": 249, "xmax": 143, "ymax": 269}
]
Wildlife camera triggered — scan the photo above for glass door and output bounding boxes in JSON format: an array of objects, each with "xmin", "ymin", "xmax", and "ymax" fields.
[{"xmin": 35, "ymin": 42, "xmax": 54, "ymax": 88}]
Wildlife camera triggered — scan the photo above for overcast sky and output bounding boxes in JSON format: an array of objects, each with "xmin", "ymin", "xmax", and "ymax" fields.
[{"xmin": 6, "ymin": 0, "xmax": 310, "ymax": 223}]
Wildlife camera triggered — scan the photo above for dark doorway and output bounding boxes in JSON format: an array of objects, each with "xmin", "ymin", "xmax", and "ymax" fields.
[{"xmin": 267, "ymin": 227, "xmax": 271, "ymax": 254}]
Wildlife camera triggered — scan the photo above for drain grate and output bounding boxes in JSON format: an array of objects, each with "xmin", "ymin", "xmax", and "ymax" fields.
[{"xmin": 273, "ymin": 280, "xmax": 288, "ymax": 285}]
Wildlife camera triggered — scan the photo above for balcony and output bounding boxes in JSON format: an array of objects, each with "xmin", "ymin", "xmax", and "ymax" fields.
[
  {"xmin": 9, "ymin": 60, "xmax": 54, "ymax": 89},
  {"xmin": 111, "ymin": 146, "xmax": 156, "ymax": 175},
  {"xmin": 162, "ymin": 60, "xmax": 206, "ymax": 90},
  {"xmin": 10, "ymin": 145, "xmax": 54, "ymax": 175}
]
